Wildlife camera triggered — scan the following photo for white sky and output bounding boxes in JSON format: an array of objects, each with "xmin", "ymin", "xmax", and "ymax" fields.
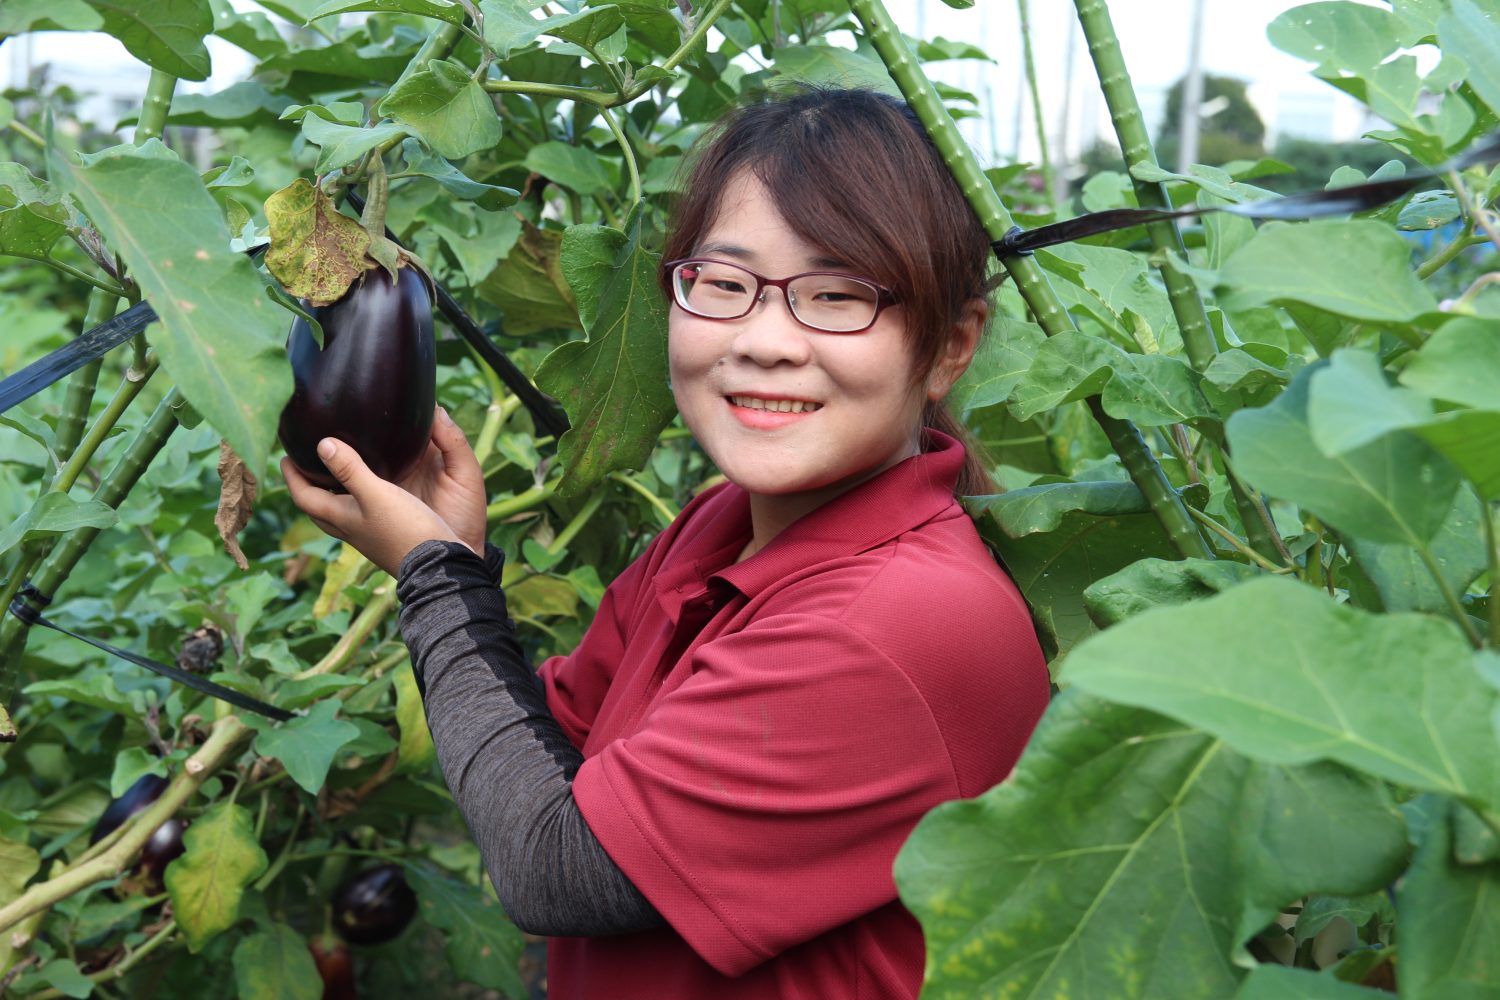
[{"xmin": 4, "ymin": 0, "xmax": 1372, "ymax": 161}]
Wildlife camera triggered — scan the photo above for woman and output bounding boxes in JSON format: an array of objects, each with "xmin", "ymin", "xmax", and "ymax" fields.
[{"xmin": 283, "ymin": 87, "xmax": 1049, "ymax": 999}]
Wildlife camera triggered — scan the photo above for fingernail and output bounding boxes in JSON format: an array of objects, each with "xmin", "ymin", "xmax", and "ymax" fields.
[
  {"xmin": 438, "ymin": 406, "xmax": 453, "ymax": 426},
  {"xmin": 317, "ymin": 439, "xmax": 336, "ymax": 459}
]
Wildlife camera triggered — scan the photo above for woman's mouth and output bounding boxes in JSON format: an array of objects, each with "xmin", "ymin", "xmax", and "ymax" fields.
[{"xmin": 726, "ymin": 395, "xmax": 823, "ymax": 414}]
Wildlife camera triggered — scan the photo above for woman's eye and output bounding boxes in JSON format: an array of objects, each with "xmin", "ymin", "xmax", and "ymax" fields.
[{"xmin": 709, "ymin": 279, "xmax": 748, "ymax": 294}]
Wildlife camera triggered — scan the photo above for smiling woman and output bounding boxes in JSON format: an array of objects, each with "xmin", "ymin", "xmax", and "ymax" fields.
[{"xmin": 283, "ymin": 86, "xmax": 1049, "ymax": 1000}]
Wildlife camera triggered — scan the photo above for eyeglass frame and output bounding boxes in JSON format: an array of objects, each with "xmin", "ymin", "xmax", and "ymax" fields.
[{"xmin": 663, "ymin": 258, "xmax": 900, "ymax": 335}]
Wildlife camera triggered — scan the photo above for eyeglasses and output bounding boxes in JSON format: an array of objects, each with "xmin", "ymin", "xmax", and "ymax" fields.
[{"xmin": 665, "ymin": 258, "xmax": 898, "ymax": 334}]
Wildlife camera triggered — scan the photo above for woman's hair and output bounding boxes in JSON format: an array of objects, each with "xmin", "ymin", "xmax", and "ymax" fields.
[{"xmin": 660, "ymin": 86, "xmax": 997, "ymax": 496}]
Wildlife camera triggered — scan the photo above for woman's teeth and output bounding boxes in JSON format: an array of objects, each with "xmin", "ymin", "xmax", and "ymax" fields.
[{"xmin": 729, "ymin": 396, "xmax": 822, "ymax": 413}]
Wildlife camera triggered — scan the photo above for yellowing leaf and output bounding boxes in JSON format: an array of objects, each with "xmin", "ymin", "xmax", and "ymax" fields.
[
  {"xmin": 166, "ymin": 802, "xmax": 269, "ymax": 952},
  {"xmin": 264, "ymin": 178, "xmax": 372, "ymax": 307}
]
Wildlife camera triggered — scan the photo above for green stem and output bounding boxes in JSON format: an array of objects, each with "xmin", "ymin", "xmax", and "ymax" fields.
[
  {"xmin": 600, "ymin": 106, "xmax": 641, "ymax": 205},
  {"xmin": 293, "ymin": 581, "xmax": 397, "ymax": 679},
  {"xmin": 487, "ymin": 483, "xmax": 557, "ymax": 522},
  {"xmin": 8, "ymin": 254, "xmax": 129, "ymax": 296},
  {"xmin": 1072, "ymin": 0, "xmax": 1218, "ymax": 373},
  {"xmin": 1485, "ymin": 499, "xmax": 1499, "ymax": 648},
  {"xmin": 47, "ymin": 291, "xmax": 121, "ymax": 486},
  {"xmin": 653, "ymin": 0, "xmax": 733, "ymax": 79},
  {"xmin": 133, "ymin": 71, "xmax": 178, "ymax": 144},
  {"xmin": 1417, "ymin": 542, "xmax": 1483, "ymax": 648},
  {"xmin": 483, "ymin": 79, "xmax": 615, "ymax": 108},
  {"xmin": 547, "ymin": 488, "xmax": 607, "ymax": 556},
  {"xmin": 847, "ymin": 0, "xmax": 1213, "ymax": 560},
  {"xmin": 609, "ymin": 472, "xmax": 678, "ymax": 526},
  {"xmin": 1016, "ymin": 0, "xmax": 1055, "ymax": 208},
  {"xmin": 51, "ymin": 355, "xmax": 158, "ymax": 494},
  {"xmin": 393, "ymin": 23, "xmax": 465, "ymax": 92},
  {"xmin": 1417, "ymin": 225, "xmax": 1480, "ymax": 279},
  {"xmin": 4, "ymin": 119, "xmax": 45, "ymax": 149},
  {"xmin": 1185, "ymin": 506, "xmax": 1284, "ymax": 573}
]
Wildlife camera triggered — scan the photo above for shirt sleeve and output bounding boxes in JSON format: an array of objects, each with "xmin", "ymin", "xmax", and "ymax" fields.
[
  {"xmin": 569, "ymin": 611, "xmax": 963, "ymax": 977},
  {"xmin": 395, "ymin": 539, "xmax": 664, "ymax": 937}
]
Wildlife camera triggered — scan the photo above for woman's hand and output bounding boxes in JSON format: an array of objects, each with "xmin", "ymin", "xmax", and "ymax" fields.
[{"xmin": 282, "ymin": 407, "xmax": 488, "ymax": 577}]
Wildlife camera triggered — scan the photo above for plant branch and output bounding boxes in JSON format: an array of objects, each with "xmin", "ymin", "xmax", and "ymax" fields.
[
  {"xmin": 609, "ymin": 472, "xmax": 678, "ymax": 526},
  {"xmin": 847, "ymin": 0, "xmax": 1213, "ymax": 560},
  {"xmin": 1016, "ymin": 0, "xmax": 1055, "ymax": 209},
  {"xmin": 1450, "ymin": 170, "xmax": 1500, "ymax": 255},
  {"xmin": 46, "ymin": 292, "xmax": 120, "ymax": 488},
  {"xmin": 51, "ymin": 355, "xmax": 158, "ymax": 494},
  {"xmin": 600, "ymin": 106, "xmax": 641, "ymax": 205},
  {"xmin": 5, "ymin": 118, "xmax": 45, "ymax": 149},
  {"xmin": 293, "ymin": 582, "xmax": 398, "ymax": 679},
  {"xmin": 8, "ymin": 253, "xmax": 129, "ymax": 296},
  {"xmin": 0, "ymin": 717, "xmax": 250, "ymax": 934},
  {"xmin": 483, "ymin": 78, "xmax": 615, "ymax": 108},
  {"xmin": 488, "ymin": 482, "xmax": 558, "ymax": 522},
  {"xmin": 1417, "ymin": 542, "xmax": 1484, "ymax": 648},
  {"xmin": 133, "ymin": 71, "xmax": 178, "ymax": 145},
  {"xmin": 1185, "ymin": 506, "xmax": 1286, "ymax": 573},
  {"xmin": 1417, "ymin": 223, "xmax": 1480, "ymax": 279}
]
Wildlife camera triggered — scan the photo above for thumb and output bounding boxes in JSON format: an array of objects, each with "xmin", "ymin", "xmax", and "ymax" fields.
[
  {"xmin": 432, "ymin": 407, "xmax": 482, "ymax": 481},
  {"xmin": 317, "ymin": 438, "xmax": 378, "ymax": 494}
]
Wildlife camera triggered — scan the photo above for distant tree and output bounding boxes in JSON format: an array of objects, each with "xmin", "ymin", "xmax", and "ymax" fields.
[{"xmin": 1157, "ymin": 73, "xmax": 1266, "ymax": 167}]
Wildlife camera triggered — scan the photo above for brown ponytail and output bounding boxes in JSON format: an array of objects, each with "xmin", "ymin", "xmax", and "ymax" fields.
[{"xmin": 923, "ymin": 401, "xmax": 997, "ymax": 497}]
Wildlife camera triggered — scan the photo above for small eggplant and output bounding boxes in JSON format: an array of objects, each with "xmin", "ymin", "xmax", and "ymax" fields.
[
  {"xmin": 90, "ymin": 773, "xmax": 170, "ymax": 845},
  {"xmin": 331, "ymin": 864, "xmax": 418, "ymax": 946},
  {"xmin": 90, "ymin": 773, "xmax": 188, "ymax": 895},
  {"xmin": 278, "ymin": 266, "xmax": 436, "ymax": 491},
  {"xmin": 309, "ymin": 937, "xmax": 358, "ymax": 1000}
]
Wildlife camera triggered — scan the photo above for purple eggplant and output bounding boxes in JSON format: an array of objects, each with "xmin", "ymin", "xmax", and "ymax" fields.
[
  {"xmin": 278, "ymin": 266, "xmax": 436, "ymax": 491},
  {"xmin": 331, "ymin": 864, "xmax": 418, "ymax": 946}
]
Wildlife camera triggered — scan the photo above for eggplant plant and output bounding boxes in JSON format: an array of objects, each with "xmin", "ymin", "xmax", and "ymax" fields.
[{"xmin": 0, "ymin": 0, "xmax": 1497, "ymax": 997}]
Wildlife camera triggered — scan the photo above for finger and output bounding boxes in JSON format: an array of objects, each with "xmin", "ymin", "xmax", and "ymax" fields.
[
  {"xmin": 282, "ymin": 456, "xmax": 360, "ymax": 526},
  {"xmin": 431, "ymin": 406, "xmax": 483, "ymax": 480},
  {"xmin": 317, "ymin": 438, "xmax": 383, "ymax": 495}
]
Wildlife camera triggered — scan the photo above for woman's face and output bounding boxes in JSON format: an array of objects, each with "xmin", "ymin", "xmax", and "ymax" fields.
[{"xmin": 669, "ymin": 173, "xmax": 961, "ymax": 513}]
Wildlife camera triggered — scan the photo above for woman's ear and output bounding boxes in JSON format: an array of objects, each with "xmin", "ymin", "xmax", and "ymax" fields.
[{"xmin": 925, "ymin": 299, "xmax": 988, "ymax": 401}]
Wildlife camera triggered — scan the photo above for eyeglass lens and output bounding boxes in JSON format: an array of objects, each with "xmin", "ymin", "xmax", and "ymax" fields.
[{"xmin": 673, "ymin": 261, "xmax": 881, "ymax": 333}]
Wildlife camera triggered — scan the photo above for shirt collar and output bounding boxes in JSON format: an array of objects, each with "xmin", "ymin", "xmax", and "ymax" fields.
[{"xmin": 713, "ymin": 430, "xmax": 965, "ymax": 599}]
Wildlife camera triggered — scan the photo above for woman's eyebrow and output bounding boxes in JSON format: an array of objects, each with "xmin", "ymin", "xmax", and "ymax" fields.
[{"xmin": 695, "ymin": 243, "xmax": 853, "ymax": 270}]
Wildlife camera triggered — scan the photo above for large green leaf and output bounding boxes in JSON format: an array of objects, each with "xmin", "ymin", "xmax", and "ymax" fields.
[
  {"xmin": 1216, "ymin": 220, "xmax": 1437, "ymax": 323},
  {"xmin": 378, "ymin": 59, "xmax": 504, "ymax": 160},
  {"xmin": 0, "ymin": 0, "xmax": 103, "ymax": 34},
  {"xmin": 971, "ymin": 497, "xmax": 1180, "ymax": 660},
  {"xmin": 1439, "ymin": 0, "xmax": 1500, "ymax": 120},
  {"xmin": 165, "ymin": 802, "xmax": 269, "ymax": 951},
  {"xmin": 307, "ymin": 0, "xmax": 467, "ymax": 25},
  {"xmin": 0, "ymin": 493, "xmax": 117, "ymax": 561},
  {"xmin": 90, "ymin": 0, "xmax": 214, "ymax": 81},
  {"xmin": 1399, "ymin": 800, "xmax": 1500, "ymax": 999},
  {"xmin": 480, "ymin": 0, "xmax": 623, "ymax": 59},
  {"xmin": 1063, "ymin": 576, "xmax": 1500, "ymax": 809},
  {"xmin": 232, "ymin": 923, "xmax": 322, "ymax": 1000},
  {"xmin": 0, "ymin": 163, "xmax": 70, "ymax": 260},
  {"xmin": 948, "ymin": 318, "xmax": 1044, "ymax": 414},
  {"xmin": 895, "ymin": 692, "xmax": 1408, "ymax": 1000},
  {"xmin": 1227, "ymin": 365, "xmax": 1459, "ymax": 545},
  {"xmin": 536, "ymin": 211, "xmax": 675, "ymax": 497},
  {"xmin": 1234, "ymin": 965, "xmax": 1391, "ymax": 1000},
  {"xmin": 404, "ymin": 863, "xmax": 525, "ymax": 997},
  {"xmin": 52, "ymin": 141, "xmax": 291, "ymax": 474},
  {"xmin": 522, "ymin": 141, "xmax": 615, "ymax": 197},
  {"xmin": 300, "ymin": 115, "xmax": 415, "ymax": 173},
  {"xmin": 1268, "ymin": 2, "xmax": 1399, "ymax": 79},
  {"xmin": 979, "ymin": 480, "xmax": 1147, "ymax": 536},
  {"xmin": 398, "ymin": 139, "xmax": 518, "ymax": 210},
  {"xmin": 1083, "ymin": 557, "xmax": 1259, "ymax": 629},
  {"xmin": 393, "ymin": 660, "xmax": 435, "ymax": 774},
  {"xmin": 244, "ymin": 699, "xmax": 360, "ymax": 794},
  {"xmin": 1348, "ymin": 486, "xmax": 1488, "ymax": 613},
  {"xmin": 1009, "ymin": 330, "xmax": 1217, "ymax": 427},
  {"xmin": 1402, "ymin": 317, "xmax": 1500, "ymax": 409},
  {"xmin": 476, "ymin": 221, "xmax": 578, "ymax": 334}
]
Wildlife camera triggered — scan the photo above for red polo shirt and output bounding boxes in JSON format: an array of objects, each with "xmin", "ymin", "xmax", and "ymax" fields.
[{"xmin": 538, "ymin": 432, "xmax": 1048, "ymax": 998}]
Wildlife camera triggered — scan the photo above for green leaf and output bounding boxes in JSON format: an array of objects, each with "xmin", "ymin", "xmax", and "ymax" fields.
[
  {"xmin": 1440, "ymin": 0, "xmax": 1500, "ymax": 121},
  {"xmin": 24, "ymin": 674, "xmax": 139, "ymax": 716},
  {"xmin": 895, "ymin": 692, "xmax": 1408, "ymax": 1000},
  {"xmin": 300, "ymin": 115, "xmax": 415, "ymax": 174},
  {"xmin": 307, "ymin": 0, "xmax": 466, "ymax": 24},
  {"xmin": 263, "ymin": 178, "xmax": 371, "ymax": 309},
  {"xmin": 771, "ymin": 44, "xmax": 898, "ymax": 94},
  {"xmin": 1401, "ymin": 317, "xmax": 1500, "ymax": 409},
  {"xmin": 536, "ymin": 210, "xmax": 675, "ymax": 497},
  {"xmin": 971, "ymin": 498, "xmax": 1180, "ymax": 659},
  {"xmin": 35, "ymin": 959, "xmax": 93, "ymax": 999},
  {"xmin": 150, "ymin": 81, "xmax": 290, "ymax": 127},
  {"xmin": 947, "ymin": 319, "xmax": 1044, "ymax": 414},
  {"xmin": 1307, "ymin": 349, "xmax": 1435, "ymax": 456},
  {"xmin": 52, "ymin": 141, "xmax": 291, "ymax": 474},
  {"xmin": 1083, "ymin": 557, "xmax": 1259, "ymax": 629},
  {"xmin": 543, "ymin": 4, "xmax": 624, "ymax": 51},
  {"xmin": 475, "ymin": 221, "xmax": 578, "ymax": 335},
  {"xmin": 979, "ymin": 480, "xmax": 1148, "ymax": 536},
  {"xmin": 0, "ymin": 493, "xmax": 117, "ymax": 560},
  {"xmin": 1348, "ymin": 486, "xmax": 1488, "ymax": 613},
  {"xmin": 1399, "ymin": 801, "xmax": 1500, "ymax": 999},
  {"xmin": 91, "ymin": 0, "xmax": 214, "ymax": 81},
  {"xmin": 1009, "ymin": 330, "xmax": 1217, "ymax": 426},
  {"xmin": 1063, "ymin": 576, "xmax": 1500, "ymax": 808},
  {"xmin": 1410, "ymin": 409, "xmax": 1500, "ymax": 500},
  {"xmin": 1398, "ymin": 189, "xmax": 1462, "ymax": 230},
  {"xmin": 0, "ymin": 0, "xmax": 103, "ymax": 33},
  {"xmin": 1268, "ymin": 1, "xmax": 1399, "ymax": 77},
  {"xmin": 166, "ymin": 801, "xmax": 269, "ymax": 951},
  {"xmin": 1216, "ymin": 220, "xmax": 1438, "ymax": 323},
  {"xmin": 1234, "ymin": 965, "xmax": 1392, "ymax": 1000},
  {"xmin": 522, "ymin": 141, "xmax": 614, "ymax": 197},
  {"xmin": 397, "ymin": 139, "xmax": 518, "ymax": 209},
  {"xmin": 1227, "ymin": 365, "xmax": 1460, "ymax": 545},
  {"xmin": 232, "ymin": 923, "xmax": 322, "ymax": 1000},
  {"xmin": 109, "ymin": 747, "xmax": 170, "ymax": 797},
  {"xmin": 244, "ymin": 700, "xmax": 360, "ymax": 794},
  {"xmin": 1293, "ymin": 892, "xmax": 1393, "ymax": 947},
  {"xmin": 404, "ymin": 863, "xmax": 525, "ymax": 996},
  {"xmin": 0, "ymin": 162, "xmax": 70, "ymax": 260},
  {"xmin": 480, "ymin": 0, "xmax": 623, "ymax": 59},
  {"xmin": 378, "ymin": 58, "xmax": 504, "ymax": 160},
  {"xmin": 393, "ymin": 661, "xmax": 435, "ymax": 774}
]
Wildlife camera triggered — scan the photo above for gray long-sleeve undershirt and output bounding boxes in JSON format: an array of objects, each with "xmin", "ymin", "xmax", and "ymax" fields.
[{"xmin": 396, "ymin": 539, "xmax": 664, "ymax": 937}]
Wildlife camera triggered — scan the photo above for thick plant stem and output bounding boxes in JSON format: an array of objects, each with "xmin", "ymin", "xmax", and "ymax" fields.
[
  {"xmin": 52, "ymin": 356, "xmax": 158, "ymax": 494},
  {"xmin": 0, "ymin": 716, "xmax": 251, "ymax": 934},
  {"xmin": 0, "ymin": 390, "xmax": 183, "ymax": 683},
  {"xmin": 293, "ymin": 582, "xmax": 398, "ymax": 679},
  {"xmin": 1071, "ymin": 0, "xmax": 1217, "ymax": 374},
  {"xmin": 47, "ymin": 294, "xmax": 121, "ymax": 486},
  {"xmin": 134, "ymin": 71, "xmax": 178, "ymax": 144},
  {"xmin": 1016, "ymin": 0, "xmax": 1055, "ymax": 208},
  {"xmin": 847, "ymin": 0, "xmax": 1213, "ymax": 560}
]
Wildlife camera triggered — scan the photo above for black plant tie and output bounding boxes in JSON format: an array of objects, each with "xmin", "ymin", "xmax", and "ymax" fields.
[
  {"xmin": 993, "ymin": 225, "xmax": 1034, "ymax": 259},
  {"xmin": 5, "ymin": 582, "xmax": 293, "ymax": 722}
]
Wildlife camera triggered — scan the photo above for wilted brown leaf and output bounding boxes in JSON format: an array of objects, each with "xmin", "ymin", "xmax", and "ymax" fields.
[
  {"xmin": 216, "ymin": 440, "xmax": 258, "ymax": 571},
  {"xmin": 263, "ymin": 178, "xmax": 373, "ymax": 306}
]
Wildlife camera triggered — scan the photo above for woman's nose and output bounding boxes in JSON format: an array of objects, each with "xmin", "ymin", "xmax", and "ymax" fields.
[{"xmin": 730, "ymin": 287, "xmax": 814, "ymax": 366}]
